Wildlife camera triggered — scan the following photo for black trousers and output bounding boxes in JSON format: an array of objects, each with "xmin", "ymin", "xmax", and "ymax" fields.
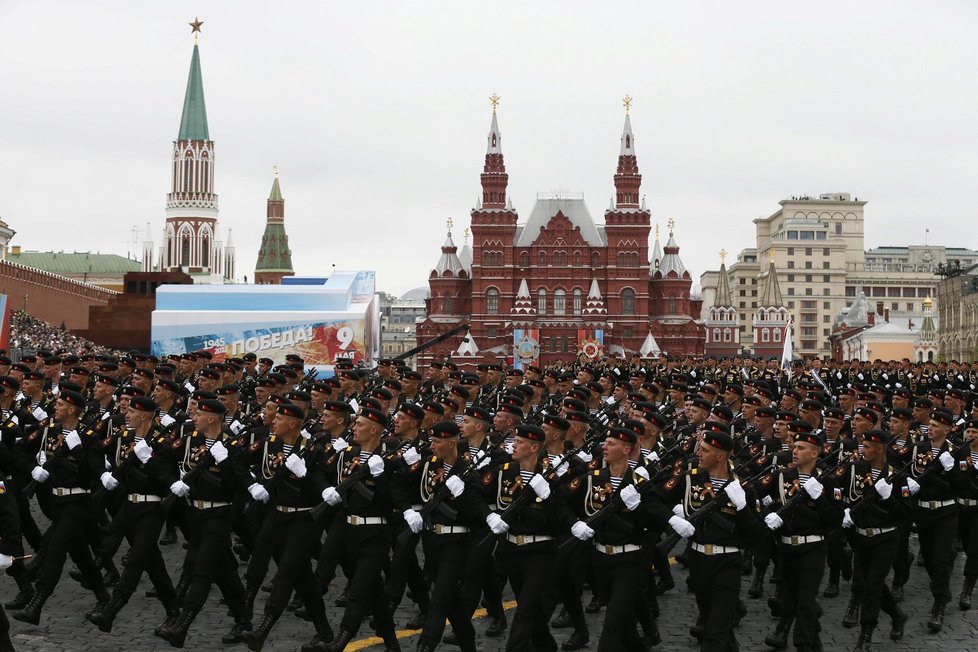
[
  {"xmin": 592, "ymin": 548, "xmax": 646, "ymax": 652},
  {"xmin": 418, "ymin": 533, "xmax": 475, "ymax": 648},
  {"xmin": 336, "ymin": 522, "xmax": 396, "ymax": 636},
  {"xmin": 777, "ymin": 541, "xmax": 825, "ymax": 651},
  {"xmin": 553, "ymin": 536, "xmax": 589, "ymax": 635},
  {"xmin": 384, "ymin": 517, "xmax": 429, "ymax": 612},
  {"xmin": 915, "ymin": 508, "xmax": 958, "ymax": 602},
  {"xmin": 35, "ymin": 497, "xmax": 103, "ymax": 596},
  {"xmin": 958, "ymin": 507, "xmax": 978, "ymax": 579},
  {"xmin": 891, "ymin": 518, "xmax": 914, "ymax": 587},
  {"xmin": 100, "ymin": 501, "xmax": 175, "ymax": 604},
  {"xmin": 851, "ymin": 530, "xmax": 899, "ymax": 629},
  {"xmin": 688, "ymin": 548, "xmax": 742, "ymax": 652},
  {"xmin": 458, "ymin": 533, "xmax": 505, "ymax": 622},
  {"xmin": 182, "ymin": 504, "xmax": 246, "ymax": 615},
  {"xmin": 497, "ymin": 541, "xmax": 559, "ymax": 652},
  {"xmin": 261, "ymin": 511, "xmax": 326, "ymax": 617}
]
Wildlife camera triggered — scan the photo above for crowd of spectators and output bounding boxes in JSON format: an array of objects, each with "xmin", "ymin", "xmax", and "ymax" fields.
[{"xmin": 9, "ymin": 310, "xmax": 115, "ymax": 357}]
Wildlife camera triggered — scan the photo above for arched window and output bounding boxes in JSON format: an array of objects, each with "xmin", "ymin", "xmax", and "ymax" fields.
[
  {"xmin": 486, "ymin": 288, "xmax": 499, "ymax": 315},
  {"xmin": 773, "ymin": 327, "xmax": 782, "ymax": 342},
  {"xmin": 537, "ymin": 289, "xmax": 547, "ymax": 314},
  {"xmin": 574, "ymin": 251, "xmax": 582, "ymax": 266},
  {"xmin": 539, "ymin": 251, "xmax": 546, "ymax": 266},
  {"xmin": 201, "ymin": 235, "xmax": 210, "ymax": 267},
  {"xmin": 573, "ymin": 288, "xmax": 582, "ymax": 315},
  {"xmin": 444, "ymin": 295, "xmax": 454, "ymax": 313},
  {"xmin": 723, "ymin": 328, "xmax": 732, "ymax": 342},
  {"xmin": 621, "ymin": 288, "xmax": 635, "ymax": 315},
  {"xmin": 180, "ymin": 234, "xmax": 191, "ymax": 266},
  {"xmin": 591, "ymin": 251, "xmax": 601, "ymax": 268},
  {"xmin": 668, "ymin": 297, "xmax": 677, "ymax": 315},
  {"xmin": 761, "ymin": 328, "xmax": 770, "ymax": 343},
  {"xmin": 554, "ymin": 251, "xmax": 566, "ymax": 266},
  {"xmin": 520, "ymin": 251, "xmax": 529, "ymax": 268},
  {"xmin": 554, "ymin": 289, "xmax": 566, "ymax": 315}
]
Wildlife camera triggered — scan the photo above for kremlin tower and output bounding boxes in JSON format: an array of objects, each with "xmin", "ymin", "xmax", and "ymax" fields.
[{"xmin": 254, "ymin": 168, "xmax": 295, "ymax": 284}]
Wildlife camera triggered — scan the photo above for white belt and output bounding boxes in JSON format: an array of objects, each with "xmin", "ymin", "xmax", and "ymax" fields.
[
  {"xmin": 855, "ymin": 527, "xmax": 896, "ymax": 537},
  {"xmin": 426, "ymin": 524, "xmax": 470, "ymax": 535},
  {"xmin": 595, "ymin": 542, "xmax": 642, "ymax": 555},
  {"xmin": 691, "ymin": 542, "xmax": 740, "ymax": 555},
  {"xmin": 958, "ymin": 498, "xmax": 978, "ymax": 507},
  {"xmin": 190, "ymin": 500, "xmax": 231, "ymax": 509},
  {"xmin": 410, "ymin": 504, "xmax": 423, "ymax": 511},
  {"xmin": 346, "ymin": 515, "xmax": 387, "ymax": 526},
  {"xmin": 52, "ymin": 487, "xmax": 89, "ymax": 496},
  {"xmin": 918, "ymin": 499, "xmax": 956, "ymax": 509},
  {"xmin": 276, "ymin": 505, "xmax": 313, "ymax": 513},
  {"xmin": 127, "ymin": 494, "xmax": 163, "ymax": 503},
  {"xmin": 780, "ymin": 535, "xmax": 825, "ymax": 545},
  {"xmin": 505, "ymin": 533, "xmax": 553, "ymax": 546}
]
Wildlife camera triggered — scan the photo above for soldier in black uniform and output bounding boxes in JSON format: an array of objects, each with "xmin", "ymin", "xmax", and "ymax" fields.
[
  {"xmin": 0, "ymin": 455, "xmax": 22, "ymax": 652},
  {"xmin": 957, "ymin": 419, "xmax": 978, "ymax": 610},
  {"xmin": 652, "ymin": 423, "xmax": 761, "ymax": 652},
  {"xmin": 835, "ymin": 429, "xmax": 911, "ymax": 649},
  {"xmin": 86, "ymin": 395, "xmax": 179, "ymax": 632},
  {"xmin": 12, "ymin": 390, "xmax": 107, "ymax": 625},
  {"xmin": 758, "ymin": 424, "xmax": 838, "ymax": 651},
  {"xmin": 156, "ymin": 398, "xmax": 251, "ymax": 647}
]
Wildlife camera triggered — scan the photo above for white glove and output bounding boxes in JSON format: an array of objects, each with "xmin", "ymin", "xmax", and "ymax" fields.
[
  {"xmin": 170, "ymin": 480, "xmax": 190, "ymax": 497},
  {"xmin": 402, "ymin": 447, "xmax": 422, "ymax": 466},
  {"xmin": 552, "ymin": 461, "xmax": 568, "ymax": 477},
  {"xmin": 724, "ymin": 481, "xmax": 747, "ymax": 511},
  {"xmin": 939, "ymin": 451, "xmax": 954, "ymax": 471},
  {"xmin": 973, "ymin": 458, "xmax": 978, "ymax": 472},
  {"xmin": 100, "ymin": 411, "xmax": 111, "ymax": 422},
  {"xmin": 65, "ymin": 430, "xmax": 82, "ymax": 450},
  {"xmin": 403, "ymin": 508, "xmax": 423, "ymax": 534},
  {"xmin": 620, "ymin": 484, "xmax": 642, "ymax": 511},
  {"xmin": 645, "ymin": 451, "xmax": 660, "ymax": 464},
  {"xmin": 764, "ymin": 512, "xmax": 783, "ymax": 531},
  {"xmin": 486, "ymin": 512, "xmax": 509, "ymax": 534},
  {"xmin": 330, "ymin": 437, "xmax": 348, "ymax": 453},
  {"xmin": 672, "ymin": 503, "xmax": 685, "ymax": 518},
  {"xmin": 367, "ymin": 455, "xmax": 385, "ymax": 477},
  {"xmin": 476, "ymin": 454, "xmax": 491, "ymax": 470},
  {"xmin": 906, "ymin": 477, "xmax": 921, "ymax": 496},
  {"xmin": 762, "ymin": 494, "xmax": 774, "ymax": 507},
  {"xmin": 160, "ymin": 414, "xmax": 176, "ymax": 427},
  {"xmin": 30, "ymin": 466, "xmax": 49, "ymax": 483},
  {"xmin": 100, "ymin": 471, "xmax": 119, "ymax": 491},
  {"xmin": 0, "ymin": 553, "xmax": 12, "ymax": 571},
  {"xmin": 300, "ymin": 429, "xmax": 311, "ymax": 439},
  {"xmin": 576, "ymin": 450, "xmax": 593, "ymax": 463},
  {"xmin": 803, "ymin": 477, "xmax": 823, "ymax": 500},
  {"xmin": 874, "ymin": 477, "xmax": 892, "ymax": 500},
  {"xmin": 38, "ymin": 450, "xmax": 47, "ymax": 465},
  {"xmin": 229, "ymin": 420, "xmax": 244, "ymax": 435},
  {"xmin": 529, "ymin": 473, "xmax": 551, "ymax": 500},
  {"xmin": 322, "ymin": 487, "xmax": 342, "ymax": 506},
  {"xmin": 571, "ymin": 520, "xmax": 595, "ymax": 541},
  {"xmin": 210, "ymin": 439, "xmax": 229, "ymax": 463},
  {"xmin": 669, "ymin": 514, "xmax": 696, "ymax": 538},
  {"xmin": 842, "ymin": 507, "xmax": 854, "ymax": 528},
  {"xmin": 133, "ymin": 439, "xmax": 153, "ymax": 464},
  {"xmin": 633, "ymin": 466, "xmax": 650, "ymax": 481},
  {"xmin": 32, "ymin": 406, "xmax": 47, "ymax": 421},
  {"xmin": 248, "ymin": 483, "xmax": 270, "ymax": 503},
  {"xmin": 285, "ymin": 454, "xmax": 307, "ymax": 478},
  {"xmin": 445, "ymin": 475, "xmax": 465, "ymax": 498},
  {"xmin": 504, "ymin": 441, "xmax": 514, "ymax": 455}
]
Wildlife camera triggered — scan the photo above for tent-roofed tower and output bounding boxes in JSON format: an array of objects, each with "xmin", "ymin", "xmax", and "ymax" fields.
[{"xmin": 255, "ymin": 168, "xmax": 295, "ymax": 284}]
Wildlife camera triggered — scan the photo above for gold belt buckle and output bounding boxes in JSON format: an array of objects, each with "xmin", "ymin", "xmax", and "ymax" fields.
[
  {"xmin": 434, "ymin": 524, "xmax": 444, "ymax": 534},
  {"xmin": 604, "ymin": 544, "xmax": 615, "ymax": 554},
  {"xmin": 515, "ymin": 535, "xmax": 525, "ymax": 545},
  {"xmin": 350, "ymin": 516, "xmax": 361, "ymax": 525},
  {"xmin": 790, "ymin": 536, "xmax": 799, "ymax": 545},
  {"xmin": 704, "ymin": 544, "xmax": 714, "ymax": 555}
]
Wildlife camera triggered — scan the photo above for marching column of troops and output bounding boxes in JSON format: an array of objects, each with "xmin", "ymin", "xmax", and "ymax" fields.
[{"xmin": 0, "ymin": 349, "xmax": 977, "ymax": 651}]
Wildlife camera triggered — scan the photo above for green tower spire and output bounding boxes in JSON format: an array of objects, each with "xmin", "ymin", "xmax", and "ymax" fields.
[{"xmin": 178, "ymin": 43, "xmax": 210, "ymax": 141}]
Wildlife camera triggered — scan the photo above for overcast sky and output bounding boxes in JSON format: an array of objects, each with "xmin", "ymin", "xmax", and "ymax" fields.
[{"xmin": 2, "ymin": 1, "xmax": 977, "ymax": 296}]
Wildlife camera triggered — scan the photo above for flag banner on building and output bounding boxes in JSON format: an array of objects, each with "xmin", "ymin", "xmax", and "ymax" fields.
[
  {"xmin": 0, "ymin": 295, "xmax": 9, "ymax": 352},
  {"xmin": 780, "ymin": 318, "xmax": 793, "ymax": 378},
  {"xmin": 578, "ymin": 329, "xmax": 605, "ymax": 360},
  {"xmin": 512, "ymin": 329, "xmax": 541, "ymax": 370}
]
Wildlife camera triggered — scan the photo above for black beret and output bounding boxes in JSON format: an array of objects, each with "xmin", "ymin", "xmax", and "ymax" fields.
[
  {"xmin": 799, "ymin": 399, "xmax": 824, "ymax": 411},
  {"xmin": 0, "ymin": 376, "xmax": 20, "ymax": 392},
  {"xmin": 430, "ymin": 421, "xmax": 461, "ymax": 439},
  {"xmin": 710, "ymin": 405, "xmax": 733, "ymax": 421},
  {"xmin": 157, "ymin": 378, "xmax": 183, "ymax": 394},
  {"xmin": 322, "ymin": 400, "xmax": 353, "ymax": 414},
  {"xmin": 191, "ymin": 389, "xmax": 218, "ymax": 402},
  {"xmin": 786, "ymin": 420, "xmax": 814, "ymax": 434},
  {"xmin": 463, "ymin": 405, "xmax": 493, "ymax": 422},
  {"xmin": 963, "ymin": 419, "xmax": 978, "ymax": 432},
  {"xmin": 371, "ymin": 387, "xmax": 394, "ymax": 401},
  {"xmin": 199, "ymin": 368, "xmax": 222, "ymax": 380},
  {"xmin": 564, "ymin": 410, "xmax": 589, "ymax": 424},
  {"xmin": 59, "ymin": 390, "xmax": 86, "ymax": 409},
  {"xmin": 277, "ymin": 403, "xmax": 306, "ymax": 420},
  {"xmin": 701, "ymin": 426, "xmax": 733, "ymax": 452},
  {"xmin": 515, "ymin": 424, "xmax": 545, "ymax": 442},
  {"xmin": 496, "ymin": 403, "xmax": 523, "ymax": 418},
  {"xmin": 690, "ymin": 397, "xmax": 713, "ymax": 412},
  {"xmin": 793, "ymin": 430, "xmax": 823, "ymax": 447},
  {"xmin": 542, "ymin": 414, "xmax": 570, "ymax": 432},
  {"xmin": 822, "ymin": 407, "xmax": 845, "ymax": 420},
  {"xmin": 398, "ymin": 403, "xmax": 425, "ymax": 421},
  {"xmin": 890, "ymin": 407, "xmax": 913, "ymax": 421},
  {"xmin": 913, "ymin": 397, "xmax": 934, "ymax": 409},
  {"xmin": 853, "ymin": 407, "xmax": 879, "ymax": 424},
  {"xmin": 130, "ymin": 396, "xmax": 158, "ymax": 413},
  {"xmin": 359, "ymin": 407, "xmax": 389, "ymax": 429},
  {"xmin": 287, "ymin": 390, "xmax": 311, "ymax": 403},
  {"xmin": 562, "ymin": 398, "xmax": 587, "ymax": 413},
  {"xmin": 421, "ymin": 401, "xmax": 445, "ymax": 416},
  {"xmin": 931, "ymin": 409, "xmax": 955, "ymax": 427},
  {"xmin": 755, "ymin": 406, "xmax": 777, "ymax": 418},
  {"xmin": 725, "ymin": 384, "xmax": 745, "ymax": 397},
  {"xmin": 361, "ymin": 397, "xmax": 383, "ymax": 412},
  {"xmin": 215, "ymin": 384, "xmax": 239, "ymax": 396},
  {"xmin": 95, "ymin": 373, "xmax": 120, "ymax": 387},
  {"xmin": 608, "ymin": 426, "xmax": 638, "ymax": 445},
  {"xmin": 120, "ymin": 385, "xmax": 146, "ymax": 397},
  {"xmin": 197, "ymin": 399, "xmax": 227, "ymax": 415}
]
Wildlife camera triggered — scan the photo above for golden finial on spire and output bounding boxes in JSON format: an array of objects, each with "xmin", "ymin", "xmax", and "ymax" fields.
[
  {"xmin": 489, "ymin": 94, "xmax": 500, "ymax": 114},
  {"xmin": 667, "ymin": 217, "xmax": 676, "ymax": 234},
  {"xmin": 463, "ymin": 227, "xmax": 470, "ymax": 242},
  {"xmin": 623, "ymin": 95, "xmax": 633, "ymax": 115},
  {"xmin": 446, "ymin": 217, "xmax": 454, "ymax": 232},
  {"xmin": 273, "ymin": 165, "xmax": 279, "ymax": 178},
  {"xmin": 189, "ymin": 17, "xmax": 203, "ymax": 43},
  {"xmin": 719, "ymin": 249, "xmax": 727, "ymax": 264}
]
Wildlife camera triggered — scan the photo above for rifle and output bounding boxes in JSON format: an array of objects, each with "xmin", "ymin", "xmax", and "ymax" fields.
[
  {"xmin": 259, "ymin": 435, "xmax": 329, "ymax": 508},
  {"xmin": 309, "ymin": 445, "xmax": 402, "ymax": 523},
  {"xmin": 160, "ymin": 448, "xmax": 216, "ymax": 512},
  {"xmin": 22, "ymin": 427, "xmax": 80, "ymax": 499}
]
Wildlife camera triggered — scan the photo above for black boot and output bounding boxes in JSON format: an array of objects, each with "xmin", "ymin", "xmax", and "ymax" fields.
[
  {"xmin": 157, "ymin": 606, "xmax": 200, "ymax": 648},
  {"xmin": 842, "ymin": 595, "xmax": 860, "ymax": 628},
  {"xmin": 584, "ymin": 593, "xmax": 605, "ymax": 613},
  {"xmin": 380, "ymin": 628, "xmax": 401, "ymax": 651},
  {"xmin": 485, "ymin": 614, "xmax": 507, "ymax": 637},
  {"xmin": 22, "ymin": 550, "xmax": 45, "ymax": 582},
  {"xmin": 840, "ymin": 548, "xmax": 853, "ymax": 581},
  {"xmin": 417, "ymin": 639, "xmax": 436, "ymax": 652},
  {"xmin": 10, "ymin": 586, "xmax": 51, "ymax": 625},
  {"xmin": 748, "ymin": 567, "xmax": 765, "ymax": 598},
  {"xmin": 241, "ymin": 609, "xmax": 281, "ymax": 652},
  {"xmin": 243, "ymin": 583, "xmax": 259, "ymax": 622},
  {"xmin": 764, "ymin": 616, "xmax": 793, "ymax": 649},
  {"xmin": 310, "ymin": 613, "xmax": 334, "ymax": 646},
  {"xmin": 302, "ymin": 625, "xmax": 353, "ymax": 652},
  {"xmin": 100, "ymin": 555, "xmax": 121, "ymax": 587},
  {"xmin": 561, "ymin": 629, "xmax": 589, "ymax": 651},
  {"xmin": 159, "ymin": 526, "xmax": 178, "ymax": 545},
  {"xmin": 852, "ymin": 626, "xmax": 873, "ymax": 651},
  {"xmin": 689, "ymin": 615, "xmax": 705, "ymax": 640},
  {"xmin": 824, "ymin": 567, "xmax": 840, "ymax": 598},
  {"xmin": 0, "ymin": 628, "xmax": 12, "ymax": 652},
  {"xmin": 173, "ymin": 571, "xmax": 192, "ymax": 605},
  {"xmin": 5, "ymin": 574, "xmax": 34, "ymax": 609},
  {"xmin": 287, "ymin": 592, "xmax": 304, "ymax": 612},
  {"xmin": 889, "ymin": 606, "xmax": 908, "ymax": 640},
  {"xmin": 890, "ymin": 583, "xmax": 904, "ymax": 602},
  {"xmin": 404, "ymin": 610, "xmax": 426, "ymax": 630},
  {"xmin": 552, "ymin": 607, "xmax": 572, "ymax": 629},
  {"xmin": 959, "ymin": 576, "xmax": 976, "ymax": 610},
  {"xmin": 86, "ymin": 591, "xmax": 129, "ymax": 633},
  {"xmin": 926, "ymin": 598, "xmax": 947, "ymax": 632},
  {"xmin": 222, "ymin": 609, "xmax": 253, "ymax": 645}
]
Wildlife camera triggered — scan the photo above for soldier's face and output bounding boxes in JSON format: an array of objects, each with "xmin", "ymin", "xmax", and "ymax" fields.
[
  {"xmin": 928, "ymin": 420, "xmax": 949, "ymax": 442},
  {"xmin": 601, "ymin": 437, "xmax": 630, "ymax": 464},
  {"xmin": 511, "ymin": 437, "xmax": 539, "ymax": 463},
  {"xmin": 892, "ymin": 395, "xmax": 909, "ymax": 409},
  {"xmin": 862, "ymin": 440, "xmax": 884, "ymax": 466},
  {"xmin": 791, "ymin": 441, "xmax": 819, "ymax": 468},
  {"xmin": 219, "ymin": 394, "xmax": 238, "ymax": 414},
  {"xmin": 429, "ymin": 436, "xmax": 455, "ymax": 459},
  {"xmin": 126, "ymin": 406, "xmax": 149, "ymax": 428},
  {"xmin": 402, "ymin": 379, "xmax": 419, "ymax": 395},
  {"xmin": 353, "ymin": 416, "xmax": 383, "ymax": 444},
  {"xmin": 262, "ymin": 401, "xmax": 278, "ymax": 426},
  {"xmin": 271, "ymin": 413, "xmax": 298, "ymax": 437},
  {"xmin": 393, "ymin": 412, "xmax": 417, "ymax": 436}
]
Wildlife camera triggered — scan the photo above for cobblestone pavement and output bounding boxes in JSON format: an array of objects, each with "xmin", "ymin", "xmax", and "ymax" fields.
[{"xmin": 6, "ymin": 518, "xmax": 978, "ymax": 652}]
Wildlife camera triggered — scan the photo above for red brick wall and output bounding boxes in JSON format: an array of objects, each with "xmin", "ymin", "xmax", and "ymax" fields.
[{"xmin": 0, "ymin": 260, "xmax": 116, "ymax": 330}]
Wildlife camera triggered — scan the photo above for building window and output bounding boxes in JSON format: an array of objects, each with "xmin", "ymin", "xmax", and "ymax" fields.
[
  {"xmin": 801, "ymin": 340, "xmax": 816, "ymax": 350},
  {"xmin": 668, "ymin": 297, "xmax": 677, "ymax": 315},
  {"xmin": 805, "ymin": 262, "xmax": 812, "ymax": 269},
  {"xmin": 486, "ymin": 288, "xmax": 499, "ymax": 315},
  {"xmin": 845, "ymin": 286, "xmax": 856, "ymax": 297},
  {"xmin": 805, "ymin": 288, "xmax": 813, "ymax": 295},
  {"xmin": 823, "ymin": 302, "xmax": 831, "ymax": 309},
  {"xmin": 823, "ymin": 288, "xmax": 831, "ymax": 296},
  {"xmin": 180, "ymin": 235, "xmax": 191, "ymax": 266},
  {"xmin": 537, "ymin": 289, "xmax": 546, "ymax": 314},
  {"xmin": 903, "ymin": 287, "xmax": 916, "ymax": 297},
  {"xmin": 787, "ymin": 275, "xmax": 795, "ymax": 282},
  {"xmin": 761, "ymin": 328, "xmax": 770, "ymax": 343},
  {"xmin": 539, "ymin": 252, "xmax": 546, "ymax": 266},
  {"xmin": 573, "ymin": 289, "xmax": 582, "ymax": 314},
  {"xmin": 805, "ymin": 247, "xmax": 812, "ymax": 255},
  {"xmin": 622, "ymin": 327, "xmax": 633, "ymax": 339},
  {"xmin": 487, "ymin": 327, "xmax": 497, "ymax": 338},
  {"xmin": 787, "ymin": 247, "xmax": 794, "ymax": 255},
  {"xmin": 906, "ymin": 302, "xmax": 914, "ymax": 311},
  {"xmin": 520, "ymin": 251, "xmax": 529, "ymax": 268},
  {"xmin": 816, "ymin": 232, "xmax": 827, "ymax": 240},
  {"xmin": 443, "ymin": 295, "xmax": 453, "ymax": 312},
  {"xmin": 835, "ymin": 223, "xmax": 842, "ymax": 235},
  {"xmin": 823, "ymin": 248, "xmax": 830, "ymax": 256},
  {"xmin": 574, "ymin": 251, "xmax": 582, "ymax": 266},
  {"xmin": 723, "ymin": 328, "xmax": 732, "ymax": 342},
  {"xmin": 554, "ymin": 251, "xmax": 567, "ymax": 266},
  {"xmin": 201, "ymin": 236, "xmax": 210, "ymax": 267},
  {"xmin": 554, "ymin": 289, "xmax": 566, "ymax": 315},
  {"xmin": 823, "ymin": 314, "xmax": 831, "ymax": 322},
  {"xmin": 561, "ymin": 337, "xmax": 569, "ymax": 353},
  {"xmin": 891, "ymin": 302, "xmax": 899, "ymax": 311},
  {"xmin": 713, "ymin": 328, "xmax": 721, "ymax": 342},
  {"xmin": 787, "ymin": 231, "xmax": 798, "ymax": 240},
  {"xmin": 622, "ymin": 288, "xmax": 635, "ymax": 315},
  {"xmin": 773, "ymin": 327, "xmax": 782, "ymax": 342},
  {"xmin": 787, "ymin": 261, "xmax": 795, "ymax": 269},
  {"xmin": 805, "ymin": 275, "xmax": 813, "ymax": 282}
]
